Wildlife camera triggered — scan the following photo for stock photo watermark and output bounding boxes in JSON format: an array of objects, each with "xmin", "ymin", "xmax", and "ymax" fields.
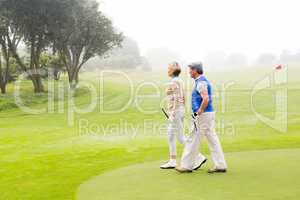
[{"xmin": 11, "ymin": 66, "xmax": 289, "ymax": 139}]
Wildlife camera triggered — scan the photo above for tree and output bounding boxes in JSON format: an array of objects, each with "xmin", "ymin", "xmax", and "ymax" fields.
[
  {"xmin": 140, "ymin": 56, "xmax": 151, "ymax": 72},
  {"xmin": 40, "ymin": 53, "xmax": 65, "ymax": 80},
  {"xmin": 256, "ymin": 53, "xmax": 277, "ymax": 65},
  {"xmin": 0, "ymin": 54, "xmax": 18, "ymax": 94},
  {"xmin": 0, "ymin": 6, "xmax": 22, "ymax": 94},
  {"xmin": 0, "ymin": 52, "xmax": 9, "ymax": 94},
  {"xmin": 280, "ymin": 50, "xmax": 300, "ymax": 64},
  {"xmin": 0, "ymin": 0, "xmax": 69, "ymax": 93},
  {"xmin": 294, "ymin": 50, "xmax": 300, "ymax": 63},
  {"xmin": 55, "ymin": 0, "xmax": 123, "ymax": 88},
  {"xmin": 204, "ymin": 51, "xmax": 227, "ymax": 70},
  {"xmin": 97, "ymin": 37, "xmax": 142, "ymax": 69},
  {"xmin": 226, "ymin": 53, "xmax": 248, "ymax": 69},
  {"xmin": 145, "ymin": 48, "xmax": 181, "ymax": 70}
]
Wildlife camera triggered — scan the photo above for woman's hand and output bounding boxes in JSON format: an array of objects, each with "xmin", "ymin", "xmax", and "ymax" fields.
[{"xmin": 168, "ymin": 111, "xmax": 176, "ymax": 122}]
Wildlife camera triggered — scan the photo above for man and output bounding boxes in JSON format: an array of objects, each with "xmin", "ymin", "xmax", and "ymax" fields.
[{"xmin": 176, "ymin": 62, "xmax": 227, "ymax": 173}]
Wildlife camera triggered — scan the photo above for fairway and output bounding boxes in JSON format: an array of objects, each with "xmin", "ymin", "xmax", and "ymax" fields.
[
  {"xmin": 1, "ymin": 68, "xmax": 300, "ymax": 199},
  {"xmin": 1, "ymin": 0, "xmax": 300, "ymax": 199},
  {"xmin": 77, "ymin": 149, "xmax": 300, "ymax": 200}
]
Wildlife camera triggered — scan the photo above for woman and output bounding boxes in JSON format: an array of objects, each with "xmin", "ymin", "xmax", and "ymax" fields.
[{"xmin": 160, "ymin": 62, "xmax": 186, "ymax": 169}]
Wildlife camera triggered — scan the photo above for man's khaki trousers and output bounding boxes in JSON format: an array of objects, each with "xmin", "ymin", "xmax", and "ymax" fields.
[{"xmin": 181, "ymin": 112, "xmax": 227, "ymax": 170}]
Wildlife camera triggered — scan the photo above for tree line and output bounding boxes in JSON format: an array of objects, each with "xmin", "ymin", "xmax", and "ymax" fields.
[
  {"xmin": 87, "ymin": 37, "xmax": 151, "ymax": 71},
  {"xmin": 0, "ymin": 0, "xmax": 123, "ymax": 94},
  {"xmin": 204, "ymin": 50, "xmax": 300, "ymax": 70}
]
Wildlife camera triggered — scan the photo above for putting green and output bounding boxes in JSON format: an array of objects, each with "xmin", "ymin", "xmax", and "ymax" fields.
[{"xmin": 77, "ymin": 149, "xmax": 300, "ymax": 200}]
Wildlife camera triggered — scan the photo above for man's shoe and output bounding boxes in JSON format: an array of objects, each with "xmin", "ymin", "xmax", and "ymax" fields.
[
  {"xmin": 175, "ymin": 167, "xmax": 193, "ymax": 173},
  {"xmin": 193, "ymin": 158, "xmax": 207, "ymax": 171},
  {"xmin": 208, "ymin": 168, "xmax": 227, "ymax": 174},
  {"xmin": 160, "ymin": 161, "xmax": 177, "ymax": 169}
]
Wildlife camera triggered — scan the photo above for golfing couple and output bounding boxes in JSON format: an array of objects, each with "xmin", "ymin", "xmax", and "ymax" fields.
[{"xmin": 161, "ymin": 62, "xmax": 227, "ymax": 173}]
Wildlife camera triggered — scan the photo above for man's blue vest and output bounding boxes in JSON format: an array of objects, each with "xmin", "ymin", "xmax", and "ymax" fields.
[{"xmin": 191, "ymin": 76, "xmax": 214, "ymax": 113}]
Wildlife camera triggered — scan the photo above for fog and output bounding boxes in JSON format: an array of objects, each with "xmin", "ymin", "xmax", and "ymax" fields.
[{"xmin": 101, "ymin": 0, "xmax": 300, "ymax": 65}]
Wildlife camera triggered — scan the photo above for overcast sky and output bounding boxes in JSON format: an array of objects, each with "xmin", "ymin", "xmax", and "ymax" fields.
[{"xmin": 101, "ymin": 0, "xmax": 300, "ymax": 61}]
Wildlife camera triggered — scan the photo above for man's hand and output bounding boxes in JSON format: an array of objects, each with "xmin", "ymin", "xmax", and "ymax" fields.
[
  {"xmin": 198, "ymin": 88, "xmax": 209, "ymax": 115},
  {"xmin": 197, "ymin": 108, "xmax": 204, "ymax": 116}
]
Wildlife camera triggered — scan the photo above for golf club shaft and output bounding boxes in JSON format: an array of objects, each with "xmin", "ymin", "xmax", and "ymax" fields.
[{"xmin": 161, "ymin": 108, "xmax": 169, "ymax": 119}]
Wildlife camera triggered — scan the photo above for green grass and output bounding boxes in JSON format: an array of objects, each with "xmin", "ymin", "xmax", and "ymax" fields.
[
  {"xmin": 0, "ymin": 66, "xmax": 300, "ymax": 199},
  {"xmin": 77, "ymin": 149, "xmax": 300, "ymax": 200}
]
